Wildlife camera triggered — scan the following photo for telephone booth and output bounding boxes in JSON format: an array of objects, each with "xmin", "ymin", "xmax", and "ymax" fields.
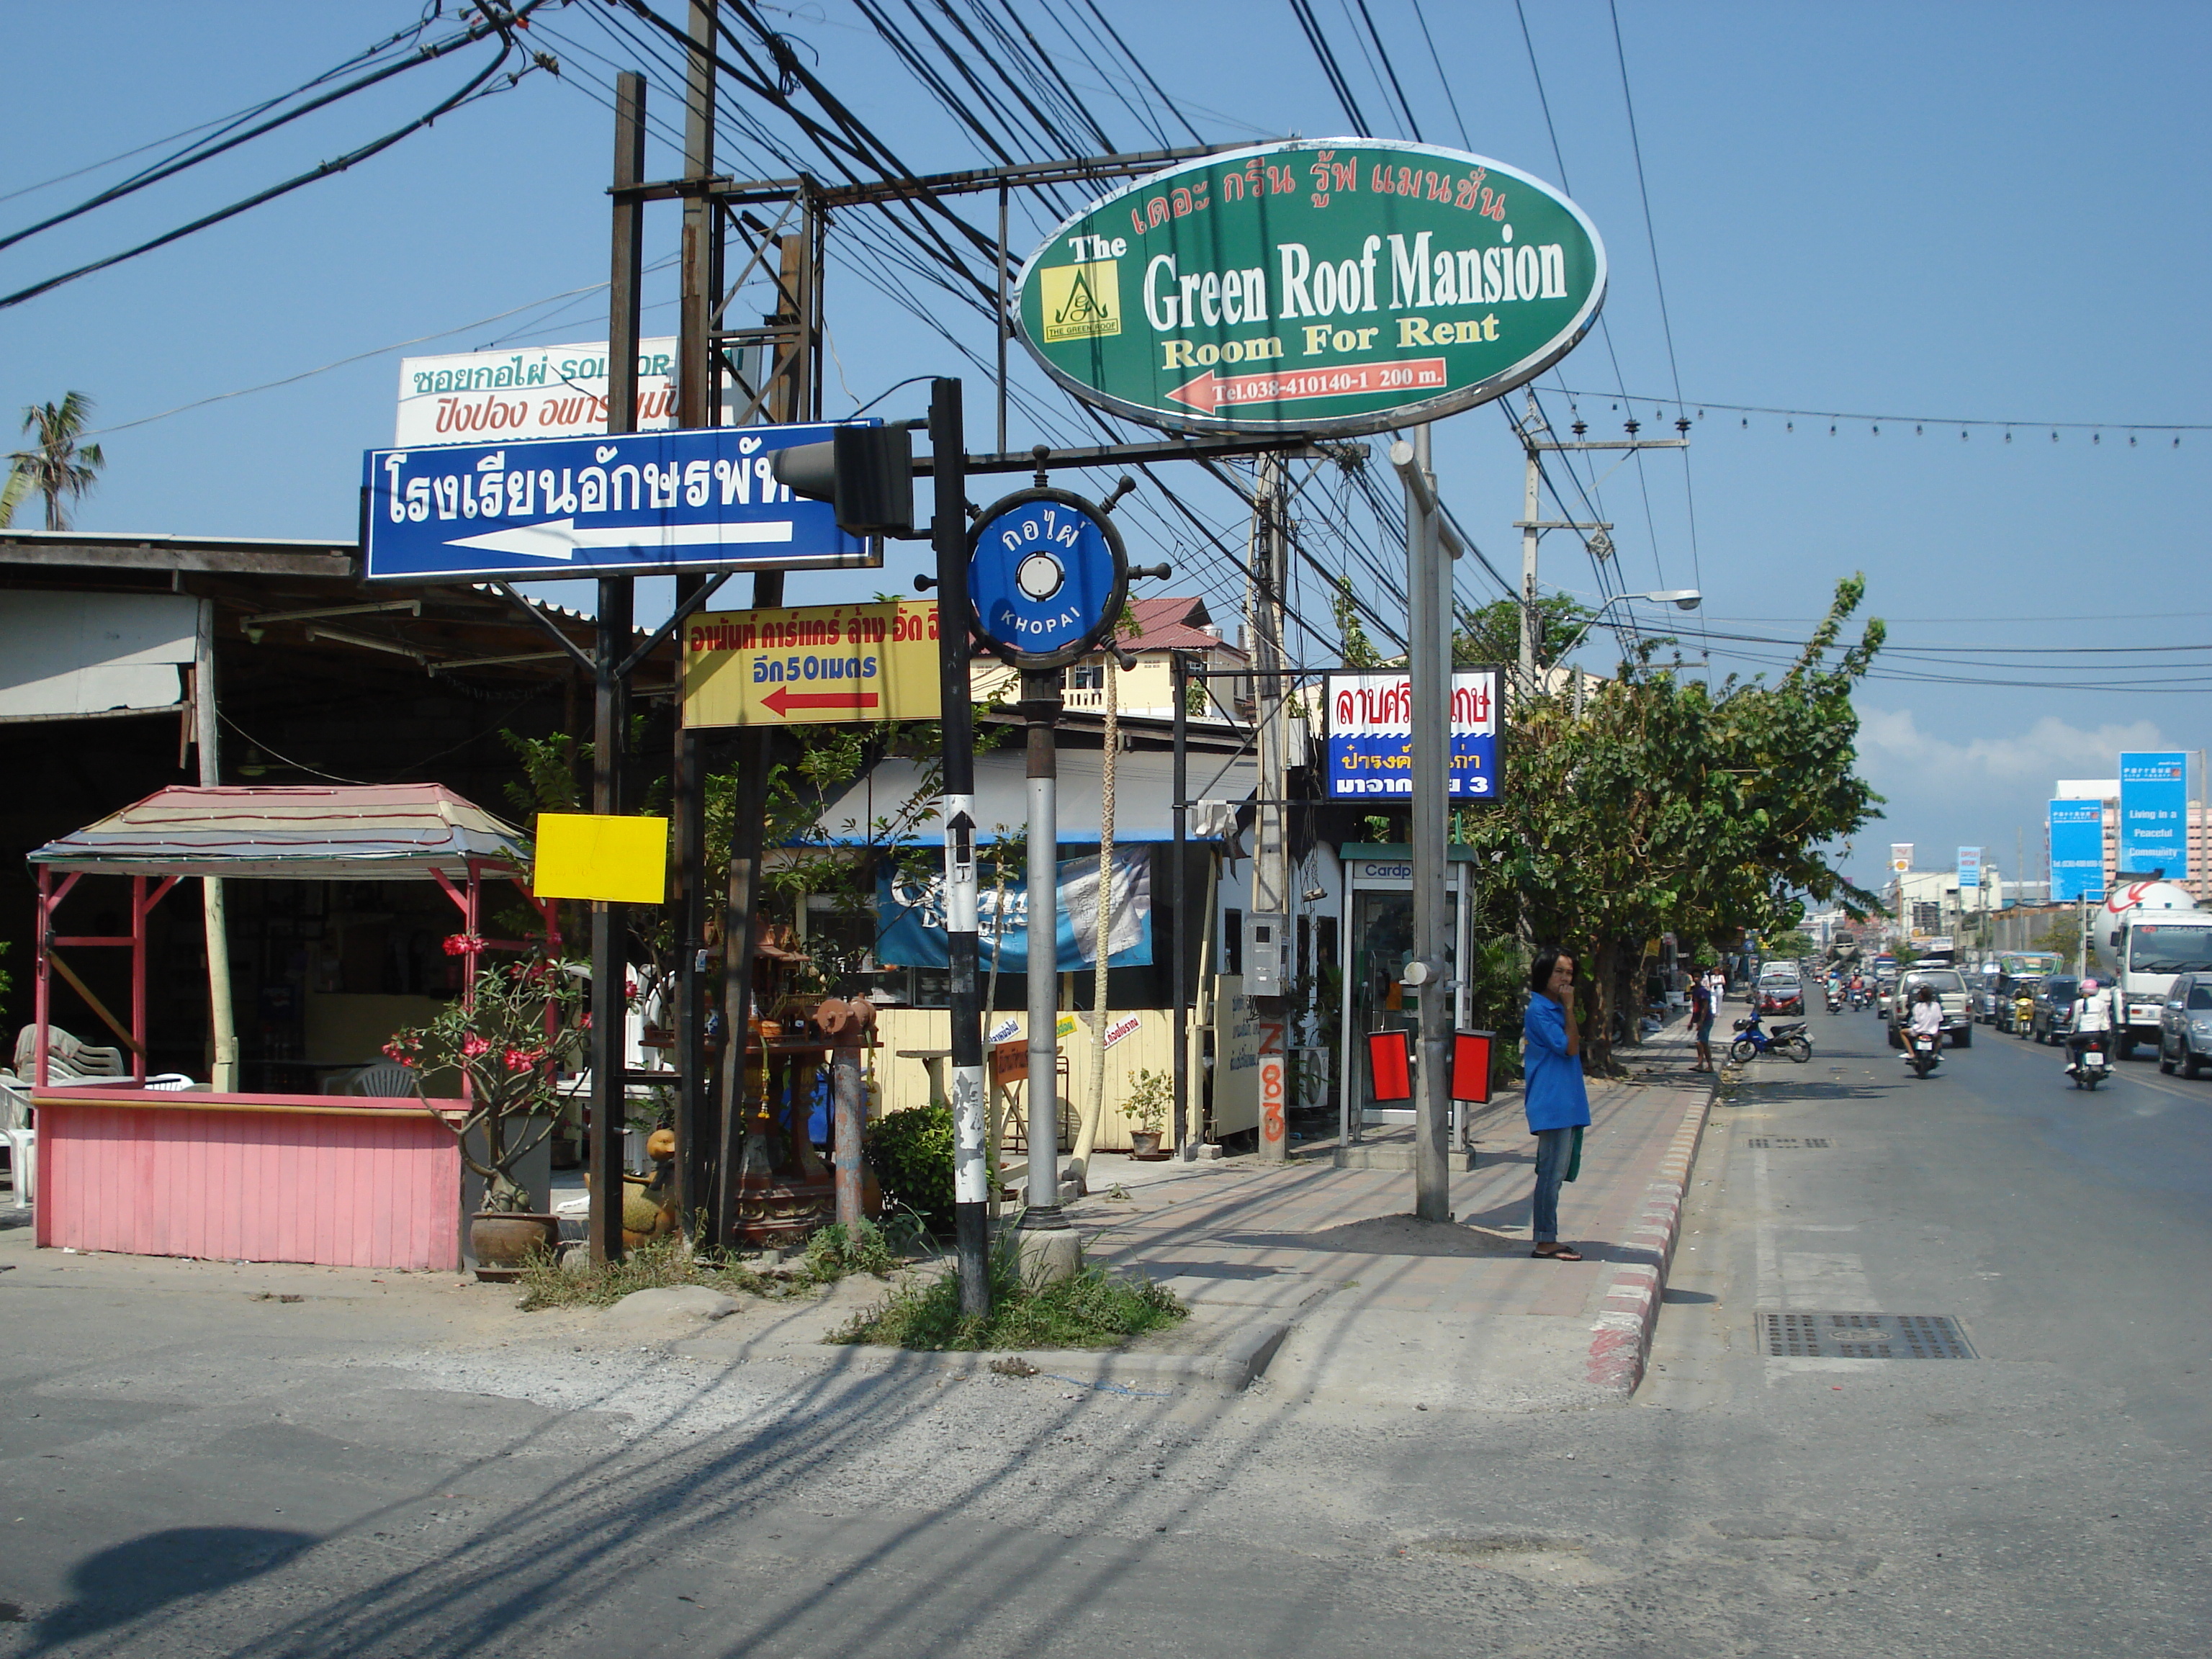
[{"xmin": 1336, "ymin": 844, "xmax": 1478, "ymax": 1142}]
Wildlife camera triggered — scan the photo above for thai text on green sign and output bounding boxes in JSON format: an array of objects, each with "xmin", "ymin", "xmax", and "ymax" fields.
[{"xmin": 1015, "ymin": 140, "xmax": 1606, "ymax": 436}]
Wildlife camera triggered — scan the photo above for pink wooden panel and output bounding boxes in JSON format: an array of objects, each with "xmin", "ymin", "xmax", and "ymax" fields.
[{"xmin": 37, "ymin": 1100, "xmax": 460, "ymax": 1271}]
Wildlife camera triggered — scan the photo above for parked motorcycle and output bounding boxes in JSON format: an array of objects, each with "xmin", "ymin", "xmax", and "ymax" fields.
[
  {"xmin": 2067, "ymin": 1033, "xmax": 2110, "ymax": 1091},
  {"xmin": 1730, "ymin": 1011, "xmax": 1813, "ymax": 1065},
  {"xmin": 1905, "ymin": 1030, "xmax": 1941, "ymax": 1078}
]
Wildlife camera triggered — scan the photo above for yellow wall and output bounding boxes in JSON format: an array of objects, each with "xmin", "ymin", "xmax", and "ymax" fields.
[{"xmin": 873, "ymin": 1004, "xmax": 1181, "ymax": 1152}]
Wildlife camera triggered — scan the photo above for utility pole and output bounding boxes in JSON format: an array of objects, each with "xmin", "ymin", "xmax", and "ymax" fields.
[
  {"xmin": 931, "ymin": 378, "xmax": 991, "ymax": 1315},
  {"xmin": 1249, "ymin": 453, "xmax": 1290, "ymax": 1163},
  {"xmin": 192, "ymin": 602, "xmax": 237, "ymax": 1092},
  {"xmin": 1511, "ymin": 390, "xmax": 1689, "ymax": 696},
  {"xmin": 589, "ymin": 69, "xmax": 647, "ymax": 1267},
  {"xmin": 672, "ymin": 0, "xmax": 717, "ymax": 1242},
  {"xmin": 1403, "ymin": 425, "xmax": 1452, "ymax": 1221}
]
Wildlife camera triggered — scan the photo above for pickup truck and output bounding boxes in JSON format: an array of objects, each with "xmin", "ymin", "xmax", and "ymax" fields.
[{"xmin": 1887, "ymin": 966, "xmax": 1974, "ymax": 1048}]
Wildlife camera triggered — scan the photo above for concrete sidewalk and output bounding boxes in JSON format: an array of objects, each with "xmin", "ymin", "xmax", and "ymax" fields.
[{"xmin": 1065, "ymin": 1021, "xmax": 1714, "ymax": 1409}]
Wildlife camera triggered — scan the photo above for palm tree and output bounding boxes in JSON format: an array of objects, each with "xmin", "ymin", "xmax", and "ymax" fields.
[{"xmin": 6, "ymin": 390, "xmax": 104, "ymax": 530}]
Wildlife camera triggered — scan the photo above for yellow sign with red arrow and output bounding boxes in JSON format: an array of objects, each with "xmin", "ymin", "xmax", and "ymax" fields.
[{"xmin": 680, "ymin": 599, "xmax": 943, "ymax": 728}]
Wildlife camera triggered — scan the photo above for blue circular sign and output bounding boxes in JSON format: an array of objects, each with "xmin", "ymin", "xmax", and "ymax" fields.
[{"xmin": 967, "ymin": 487, "xmax": 1128, "ymax": 670}]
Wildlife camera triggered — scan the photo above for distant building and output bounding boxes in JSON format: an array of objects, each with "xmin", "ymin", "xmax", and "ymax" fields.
[{"xmin": 971, "ymin": 595, "xmax": 1249, "ymax": 721}]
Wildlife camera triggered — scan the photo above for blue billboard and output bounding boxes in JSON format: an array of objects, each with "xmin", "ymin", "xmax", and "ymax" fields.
[
  {"xmin": 2118, "ymin": 750, "xmax": 2188, "ymax": 878},
  {"xmin": 2049, "ymin": 799, "xmax": 2105, "ymax": 902},
  {"xmin": 1957, "ymin": 846, "xmax": 1982, "ymax": 889},
  {"xmin": 362, "ymin": 423, "xmax": 877, "ymax": 582}
]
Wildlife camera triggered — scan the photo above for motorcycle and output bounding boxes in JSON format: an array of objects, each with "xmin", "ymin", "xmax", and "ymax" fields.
[
  {"xmin": 1905, "ymin": 1030, "xmax": 1942, "ymax": 1078},
  {"xmin": 1825, "ymin": 988, "xmax": 1844, "ymax": 1015},
  {"xmin": 1730, "ymin": 1011, "xmax": 1813, "ymax": 1065},
  {"xmin": 2067, "ymin": 1033, "xmax": 2109, "ymax": 1091},
  {"xmin": 1848, "ymin": 984, "xmax": 1870, "ymax": 1011},
  {"xmin": 2012, "ymin": 994, "xmax": 2036, "ymax": 1036}
]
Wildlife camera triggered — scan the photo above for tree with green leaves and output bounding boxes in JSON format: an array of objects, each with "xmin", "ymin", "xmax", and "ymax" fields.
[
  {"xmin": 1455, "ymin": 576, "xmax": 1887, "ymax": 1074},
  {"xmin": 7, "ymin": 391, "xmax": 105, "ymax": 531},
  {"xmin": 1454, "ymin": 593, "xmax": 1597, "ymax": 670}
]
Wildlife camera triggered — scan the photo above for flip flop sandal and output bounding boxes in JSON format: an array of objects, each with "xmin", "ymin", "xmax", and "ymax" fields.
[{"xmin": 1531, "ymin": 1245, "xmax": 1584, "ymax": 1261}]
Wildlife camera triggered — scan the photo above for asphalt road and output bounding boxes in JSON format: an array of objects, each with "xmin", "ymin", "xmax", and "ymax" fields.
[{"xmin": 0, "ymin": 1008, "xmax": 2205, "ymax": 1658}]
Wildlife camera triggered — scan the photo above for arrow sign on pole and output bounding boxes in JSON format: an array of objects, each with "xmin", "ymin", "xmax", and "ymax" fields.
[{"xmin": 364, "ymin": 422, "xmax": 881, "ymax": 582}]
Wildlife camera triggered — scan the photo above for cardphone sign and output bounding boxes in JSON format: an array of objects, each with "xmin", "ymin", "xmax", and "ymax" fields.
[{"xmin": 363, "ymin": 423, "xmax": 881, "ymax": 582}]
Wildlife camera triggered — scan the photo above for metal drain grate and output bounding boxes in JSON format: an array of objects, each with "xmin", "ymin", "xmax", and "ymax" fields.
[
  {"xmin": 1745, "ymin": 1137, "xmax": 1831, "ymax": 1149},
  {"xmin": 1758, "ymin": 1311, "xmax": 1975, "ymax": 1359}
]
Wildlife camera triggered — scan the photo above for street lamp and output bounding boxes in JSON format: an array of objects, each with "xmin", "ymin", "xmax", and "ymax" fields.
[{"xmin": 1548, "ymin": 588, "xmax": 1702, "ymax": 666}]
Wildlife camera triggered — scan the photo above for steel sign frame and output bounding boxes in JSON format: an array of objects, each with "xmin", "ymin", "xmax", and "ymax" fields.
[
  {"xmin": 1013, "ymin": 139, "xmax": 1607, "ymax": 439},
  {"xmin": 362, "ymin": 422, "xmax": 881, "ymax": 583}
]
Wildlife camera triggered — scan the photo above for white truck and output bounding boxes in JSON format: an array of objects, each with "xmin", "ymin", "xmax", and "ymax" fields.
[{"xmin": 2092, "ymin": 881, "xmax": 2212, "ymax": 1058}]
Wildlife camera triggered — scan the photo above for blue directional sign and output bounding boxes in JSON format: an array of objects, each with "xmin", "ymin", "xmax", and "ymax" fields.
[
  {"xmin": 2049, "ymin": 798, "xmax": 2105, "ymax": 902},
  {"xmin": 968, "ymin": 487, "xmax": 1128, "ymax": 669},
  {"xmin": 363, "ymin": 423, "xmax": 878, "ymax": 582},
  {"xmin": 2118, "ymin": 750, "xmax": 2188, "ymax": 878}
]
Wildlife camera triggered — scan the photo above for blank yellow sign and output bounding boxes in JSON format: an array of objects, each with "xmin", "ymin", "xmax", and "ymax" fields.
[{"xmin": 532, "ymin": 813, "xmax": 669, "ymax": 904}]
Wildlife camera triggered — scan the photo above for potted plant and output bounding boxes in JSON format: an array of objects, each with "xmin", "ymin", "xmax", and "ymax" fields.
[
  {"xmin": 1125, "ymin": 1067, "xmax": 1172, "ymax": 1160},
  {"xmin": 384, "ymin": 946, "xmax": 590, "ymax": 1280}
]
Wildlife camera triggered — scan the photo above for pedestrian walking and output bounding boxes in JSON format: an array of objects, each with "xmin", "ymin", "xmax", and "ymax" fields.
[
  {"xmin": 1689, "ymin": 972, "xmax": 1715, "ymax": 1071},
  {"xmin": 1523, "ymin": 946, "xmax": 1593, "ymax": 1261}
]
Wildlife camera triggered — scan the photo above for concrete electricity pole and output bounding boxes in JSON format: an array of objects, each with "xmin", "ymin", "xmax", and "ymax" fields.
[
  {"xmin": 1249, "ymin": 453, "xmax": 1290, "ymax": 1163},
  {"xmin": 1403, "ymin": 426, "xmax": 1453, "ymax": 1220}
]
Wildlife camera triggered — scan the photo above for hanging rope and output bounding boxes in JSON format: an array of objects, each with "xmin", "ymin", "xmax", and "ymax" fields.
[{"xmin": 1072, "ymin": 656, "xmax": 1118, "ymax": 1180}]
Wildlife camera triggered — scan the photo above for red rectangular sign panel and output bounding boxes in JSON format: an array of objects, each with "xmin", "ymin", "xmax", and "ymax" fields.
[{"xmin": 1367, "ymin": 1028, "xmax": 1412, "ymax": 1102}]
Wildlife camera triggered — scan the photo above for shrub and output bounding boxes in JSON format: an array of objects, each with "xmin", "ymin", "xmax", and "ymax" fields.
[{"xmin": 865, "ymin": 1103, "xmax": 997, "ymax": 1232}]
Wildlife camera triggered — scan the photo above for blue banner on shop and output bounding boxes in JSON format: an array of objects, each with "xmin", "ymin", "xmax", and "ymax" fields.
[
  {"xmin": 2118, "ymin": 750, "xmax": 2188, "ymax": 878},
  {"xmin": 2049, "ymin": 799, "xmax": 2105, "ymax": 902},
  {"xmin": 875, "ymin": 850, "xmax": 1152, "ymax": 972}
]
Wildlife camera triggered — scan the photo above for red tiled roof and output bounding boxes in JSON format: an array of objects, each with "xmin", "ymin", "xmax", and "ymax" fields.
[{"xmin": 1113, "ymin": 595, "xmax": 1241, "ymax": 655}]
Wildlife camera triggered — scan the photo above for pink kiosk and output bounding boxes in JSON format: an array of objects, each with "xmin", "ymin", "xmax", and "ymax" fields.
[{"xmin": 25, "ymin": 784, "xmax": 555, "ymax": 1271}]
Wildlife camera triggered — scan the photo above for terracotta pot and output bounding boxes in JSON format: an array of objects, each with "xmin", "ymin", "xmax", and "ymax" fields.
[
  {"xmin": 469, "ymin": 1212, "xmax": 560, "ymax": 1282},
  {"xmin": 1130, "ymin": 1130, "xmax": 1168, "ymax": 1161}
]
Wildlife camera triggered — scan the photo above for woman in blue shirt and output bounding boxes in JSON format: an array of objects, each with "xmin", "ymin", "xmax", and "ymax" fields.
[{"xmin": 1523, "ymin": 947, "xmax": 1593, "ymax": 1260}]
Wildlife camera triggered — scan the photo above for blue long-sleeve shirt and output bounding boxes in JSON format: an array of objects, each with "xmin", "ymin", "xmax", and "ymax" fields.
[{"xmin": 1522, "ymin": 991, "xmax": 1592, "ymax": 1133}]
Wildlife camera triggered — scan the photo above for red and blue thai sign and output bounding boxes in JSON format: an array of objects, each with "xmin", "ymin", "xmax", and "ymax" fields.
[{"xmin": 1324, "ymin": 668, "xmax": 1501, "ymax": 799}]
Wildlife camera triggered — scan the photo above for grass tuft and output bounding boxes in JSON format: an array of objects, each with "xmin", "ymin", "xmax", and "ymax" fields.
[{"xmin": 829, "ymin": 1229, "xmax": 1186, "ymax": 1351}]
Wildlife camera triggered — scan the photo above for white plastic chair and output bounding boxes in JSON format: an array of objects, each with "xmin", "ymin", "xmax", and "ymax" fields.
[
  {"xmin": 343, "ymin": 1062, "xmax": 420, "ymax": 1098},
  {"xmin": 2, "ymin": 1125, "xmax": 31, "ymax": 1209}
]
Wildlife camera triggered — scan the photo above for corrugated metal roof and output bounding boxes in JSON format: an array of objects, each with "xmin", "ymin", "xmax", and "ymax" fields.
[{"xmin": 29, "ymin": 783, "xmax": 529, "ymax": 881}]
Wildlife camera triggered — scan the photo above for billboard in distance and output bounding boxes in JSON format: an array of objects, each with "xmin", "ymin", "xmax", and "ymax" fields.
[
  {"xmin": 2049, "ymin": 799, "xmax": 2105, "ymax": 902},
  {"xmin": 1889, "ymin": 843, "xmax": 1914, "ymax": 873},
  {"xmin": 397, "ymin": 338, "xmax": 699, "ymax": 447},
  {"xmin": 2118, "ymin": 750, "xmax": 2188, "ymax": 878},
  {"xmin": 1957, "ymin": 846, "xmax": 1982, "ymax": 889}
]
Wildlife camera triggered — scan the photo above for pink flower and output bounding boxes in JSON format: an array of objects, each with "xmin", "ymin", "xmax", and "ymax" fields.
[
  {"xmin": 461, "ymin": 1035, "xmax": 491, "ymax": 1058},
  {"xmin": 501, "ymin": 1047, "xmax": 545, "ymax": 1072},
  {"xmin": 442, "ymin": 934, "xmax": 486, "ymax": 957}
]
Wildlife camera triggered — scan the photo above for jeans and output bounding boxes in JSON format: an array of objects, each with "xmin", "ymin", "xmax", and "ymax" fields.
[{"xmin": 1532, "ymin": 1126, "xmax": 1573, "ymax": 1244}]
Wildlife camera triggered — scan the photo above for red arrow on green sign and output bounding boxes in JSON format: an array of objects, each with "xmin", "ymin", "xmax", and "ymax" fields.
[
  {"xmin": 1165, "ymin": 358, "xmax": 1448, "ymax": 415},
  {"xmin": 761, "ymin": 685, "xmax": 880, "ymax": 717}
]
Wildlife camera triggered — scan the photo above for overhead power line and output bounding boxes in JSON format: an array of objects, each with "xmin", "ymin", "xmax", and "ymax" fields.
[{"xmin": 1555, "ymin": 388, "xmax": 2208, "ymax": 439}]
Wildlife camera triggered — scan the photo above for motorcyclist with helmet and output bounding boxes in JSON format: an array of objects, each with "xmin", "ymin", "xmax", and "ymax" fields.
[{"xmin": 2068, "ymin": 976, "xmax": 2117, "ymax": 1076}]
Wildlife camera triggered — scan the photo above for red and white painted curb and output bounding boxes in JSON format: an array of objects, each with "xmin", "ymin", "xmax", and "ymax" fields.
[{"xmin": 1586, "ymin": 1077, "xmax": 1712, "ymax": 1395}]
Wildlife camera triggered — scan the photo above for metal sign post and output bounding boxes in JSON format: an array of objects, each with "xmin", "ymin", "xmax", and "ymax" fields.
[{"xmin": 967, "ymin": 477, "xmax": 1144, "ymax": 1274}]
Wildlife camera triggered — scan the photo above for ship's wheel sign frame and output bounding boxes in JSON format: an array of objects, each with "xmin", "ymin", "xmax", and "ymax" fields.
[{"xmin": 967, "ymin": 487, "xmax": 1129, "ymax": 673}]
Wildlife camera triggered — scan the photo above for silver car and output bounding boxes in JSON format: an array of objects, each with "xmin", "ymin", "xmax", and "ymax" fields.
[{"xmin": 2157, "ymin": 973, "xmax": 2212, "ymax": 1078}]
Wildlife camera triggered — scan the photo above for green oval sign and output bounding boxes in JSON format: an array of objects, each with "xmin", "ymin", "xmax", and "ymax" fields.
[{"xmin": 1015, "ymin": 140, "xmax": 1606, "ymax": 438}]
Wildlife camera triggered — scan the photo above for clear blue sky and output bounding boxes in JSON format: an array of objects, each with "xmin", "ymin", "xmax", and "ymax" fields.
[{"xmin": 4, "ymin": 1, "xmax": 2206, "ymax": 896}]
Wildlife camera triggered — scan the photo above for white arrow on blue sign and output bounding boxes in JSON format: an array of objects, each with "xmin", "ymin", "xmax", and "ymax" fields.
[{"xmin": 363, "ymin": 423, "xmax": 882, "ymax": 582}]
